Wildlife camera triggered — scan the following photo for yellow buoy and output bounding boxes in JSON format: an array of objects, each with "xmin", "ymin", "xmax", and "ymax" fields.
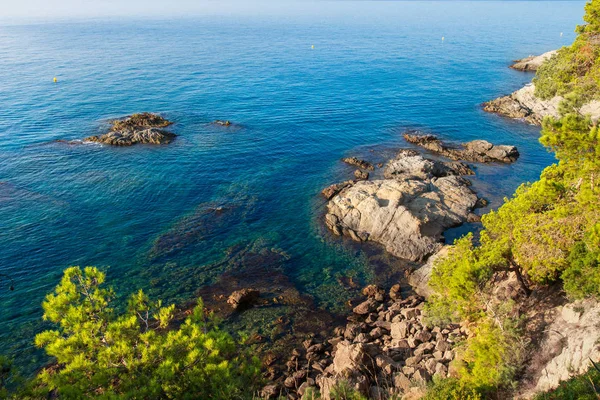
[
  {"xmin": 442, "ymin": 37, "xmax": 445, "ymax": 41},
  {"xmin": 311, "ymin": 45, "xmax": 314, "ymax": 49},
  {"xmin": 53, "ymin": 77, "xmax": 57, "ymax": 83}
]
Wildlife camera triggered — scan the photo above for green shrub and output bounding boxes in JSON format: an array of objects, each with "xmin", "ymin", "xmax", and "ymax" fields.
[
  {"xmin": 30, "ymin": 266, "xmax": 261, "ymax": 399},
  {"xmin": 423, "ymin": 378, "xmax": 482, "ymax": 400}
]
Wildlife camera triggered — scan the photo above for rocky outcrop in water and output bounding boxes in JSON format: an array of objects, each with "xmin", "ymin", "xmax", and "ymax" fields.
[
  {"xmin": 403, "ymin": 132, "xmax": 519, "ymax": 163},
  {"xmin": 342, "ymin": 157, "xmax": 374, "ymax": 171},
  {"xmin": 325, "ymin": 150, "xmax": 479, "ymax": 262},
  {"xmin": 227, "ymin": 288, "xmax": 261, "ymax": 311},
  {"xmin": 267, "ymin": 286, "xmax": 467, "ymax": 400},
  {"xmin": 510, "ymin": 50, "xmax": 557, "ymax": 72},
  {"xmin": 84, "ymin": 113, "xmax": 176, "ymax": 146}
]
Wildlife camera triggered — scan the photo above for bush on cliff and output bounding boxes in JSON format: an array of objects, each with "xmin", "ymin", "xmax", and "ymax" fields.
[
  {"xmin": 426, "ymin": 3, "xmax": 600, "ymax": 393},
  {"xmin": 25, "ymin": 266, "xmax": 260, "ymax": 399},
  {"xmin": 534, "ymin": 0, "xmax": 600, "ymax": 101}
]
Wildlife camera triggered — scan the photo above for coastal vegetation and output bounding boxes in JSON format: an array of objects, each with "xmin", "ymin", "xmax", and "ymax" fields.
[
  {"xmin": 535, "ymin": 0, "xmax": 600, "ymax": 102},
  {"xmin": 3, "ymin": 267, "xmax": 261, "ymax": 399},
  {"xmin": 425, "ymin": 0, "xmax": 600, "ymax": 397},
  {"xmin": 2, "ymin": 2, "xmax": 599, "ymax": 400}
]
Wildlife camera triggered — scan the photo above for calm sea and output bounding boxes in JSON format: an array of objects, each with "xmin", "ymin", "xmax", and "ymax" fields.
[{"xmin": 0, "ymin": 1, "xmax": 585, "ymax": 371}]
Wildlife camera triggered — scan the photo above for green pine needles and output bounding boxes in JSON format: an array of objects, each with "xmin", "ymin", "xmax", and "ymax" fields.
[{"xmin": 26, "ymin": 266, "xmax": 261, "ymax": 399}]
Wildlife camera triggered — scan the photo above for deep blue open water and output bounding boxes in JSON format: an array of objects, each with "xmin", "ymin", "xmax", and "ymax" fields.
[{"xmin": 0, "ymin": 1, "xmax": 585, "ymax": 370}]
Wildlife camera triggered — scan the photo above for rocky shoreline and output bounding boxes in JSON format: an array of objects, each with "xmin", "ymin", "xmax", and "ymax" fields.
[
  {"xmin": 258, "ymin": 135, "xmax": 519, "ymax": 397},
  {"xmin": 483, "ymin": 51, "xmax": 600, "ymax": 125},
  {"xmin": 509, "ymin": 50, "xmax": 557, "ymax": 72},
  {"xmin": 321, "ymin": 133, "xmax": 516, "ymax": 263},
  {"xmin": 262, "ymin": 286, "xmax": 467, "ymax": 400}
]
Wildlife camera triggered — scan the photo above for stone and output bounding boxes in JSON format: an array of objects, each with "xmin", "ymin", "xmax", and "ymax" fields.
[
  {"xmin": 394, "ymin": 372, "xmax": 412, "ymax": 391},
  {"xmin": 354, "ymin": 169, "xmax": 369, "ymax": 180},
  {"xmin": 401, "ymin": 308, "xmax": 419, "ymax": 320},
  {"xmin": 403, "ymin": 132, "xmax": 519, "ymax": 163},
  {"xmin": 261, "ymin": 384, "xmax": 280, "ymax": 399},
  {"xmin": 389, "ymin": 284, "xmax": 402, "ymax": 300},
  {"xmin": 322, "ymin": 181, "xmax": 355, "ymax": 200},
  {"xmin": 561, "ymin": 304, "xmax": 583, "ymax": 324},
  {"xmin": 84, "ymin": 113, "xmax": 176, "ymax": 146},
  {"xmin": 362, "ymin": 285, "xmax": 386, "ymax": 302},
  {"xmin": 344, "ymin": 324, "xmax": 362, "ymax": 340},
  {"xmin": 370, "ymin": 327, "xmax": 384, "ymax": 339},
  {"xmin": 284, "ymin": 376, "xmax": 297, "ymax": 388},
  {"xmin": 325, "ymin": 151, "xmax": 480, "ymax": 262},
  {"xmin": 435, "ymin": 339, "xmax": 451, "ymax": 352},
  {"xmin": 483, "ymin": 83, "xmax": 600, "ymax": 126},
  {"xmin": 342, "ymin": 157, "xmax": 374, "ymax": 171},
  {"xmin": 226, "ymin": 288, "xmax": 260, "ymax": 310},
  {"xmin": 413, "ymin": 368, "xmax": 431, "ymax": 383},
  {"xmin": 332, "ymin": 341, "xmax": 369, "ymax": 375},
  {"xmin": 415, "ymin": 330, "xmax": 432, "ymax": 343},
  {"xmin": 510, "ymin": 50, "xmax": 557, "ymax": 71},
  {"xmin": 522, "ymin": 299, "xmax": 600, "ymax": 396},
  {"xmin": 213, "ymin": 119, "xmax": 232, "ymax": 126},
  {"xmin": 434, "ymin": 363, "xmax": 448, "ymax": 378},
  {"xmin": 375, "ymin": 354, "xmax": 399, "ymax": 375},
  {"xmin": 391, "ymin": 321, "xmax": 410, "ymax": 340},
  {"xmin": 353, "ymin": 298, "xmax": 378, "ymax": 315},
  {"xmin": 405, "ymin": 356, "xmax": 422, "ymax": 367},
  {"xmin": 425, "ymin": 358, "xmax": 438, "ymax": 375}
]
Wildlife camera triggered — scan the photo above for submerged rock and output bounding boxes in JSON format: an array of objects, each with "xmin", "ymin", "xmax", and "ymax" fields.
[
  {"xmin": 403, "ymin": 132, "xmax": 519, "ymax": 163},
  {"xmin": 84, "ymin": 113, "xmax": 175, "ymax": 146},
  {"xmin": 342, "ymin": 157, "xmax": 374, "ymax": 171},
  {"xmin": 213, "ymin": 120, "xmax": 232, "ymax": 127},
  {"xmin": 325, "ymin": 151, "xmax": 479, "ymax": 262},
  {"xmin": 227, "ymin": 288, "xmax": 260, "ymax": 311},
  {"xmin": 510, "ymin": 50, "xmax": 557, "ymax": 72},
  {"xmin": 354, "ymin": 169, "xmax": 369, "ymax": 181}
]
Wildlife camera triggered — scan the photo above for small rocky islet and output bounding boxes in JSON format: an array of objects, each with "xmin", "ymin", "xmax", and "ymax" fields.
[{"xmin": 84, "ymin": 112, "xmax": 176, "ymax": 146}]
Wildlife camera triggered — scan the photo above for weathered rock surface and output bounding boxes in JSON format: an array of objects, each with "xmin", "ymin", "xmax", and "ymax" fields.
[
  {"xmin": 510, "ymin": 50, "xmax": 557, "ymax": 71},
  {"xmin": 325, "ymin": 151, "xmax": 479, "ymax": 262},
  {"xmin": 227, "ymin": 288, "xmax": 260, "ymax": 310},
  {"xmin": 84, "ymin": 113, "xmax": 175, "ymax": 146},
  {"xmin": 403, "ymin": 133, "xmax": 519, "ymax": 164},
  {"xmin": 520, "ymin": 299, "xmax": 600, "ymax": 397},
  {"xmin": 354, "ymin": 169, "xmax": 369, "ymax": 181},
  {"xmin": 322, "ymin": 181, "xmax": 355, "ymax": 200},
  {"xmin": 483, "ymin": 83, "xmax": 600, "ymax": 126},
  {"xmin": 342, "ymin": 157, "xmax": 374, "ymax": 171},
  {"xmin": 271, "ymin": 288, "xmax": 466, "ymax": 400},
  {"xmin": 408, "ymin": 246, "xmax": 451, "ymax": 299}
]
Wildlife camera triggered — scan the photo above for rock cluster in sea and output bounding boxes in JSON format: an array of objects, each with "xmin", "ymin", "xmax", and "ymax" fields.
[
  {"xmin": 403, "ymin": 132, "xmax": 520, "ymax": 163},
  {"xmin": 263, "ymin": 285, "xmax": 467, "ymax": 400},
  {"xmin": 323, "ymin": 149, "xmax": 482, "ymax": 262},
  {"xmin": 84, "ymin": 112, "xmax": 176, "ymax": 146}
]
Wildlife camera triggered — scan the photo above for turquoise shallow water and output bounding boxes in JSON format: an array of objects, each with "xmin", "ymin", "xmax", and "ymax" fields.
[{"xmin": 0, "ymin": 1, "xmax": 585, "ymax": 370}]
